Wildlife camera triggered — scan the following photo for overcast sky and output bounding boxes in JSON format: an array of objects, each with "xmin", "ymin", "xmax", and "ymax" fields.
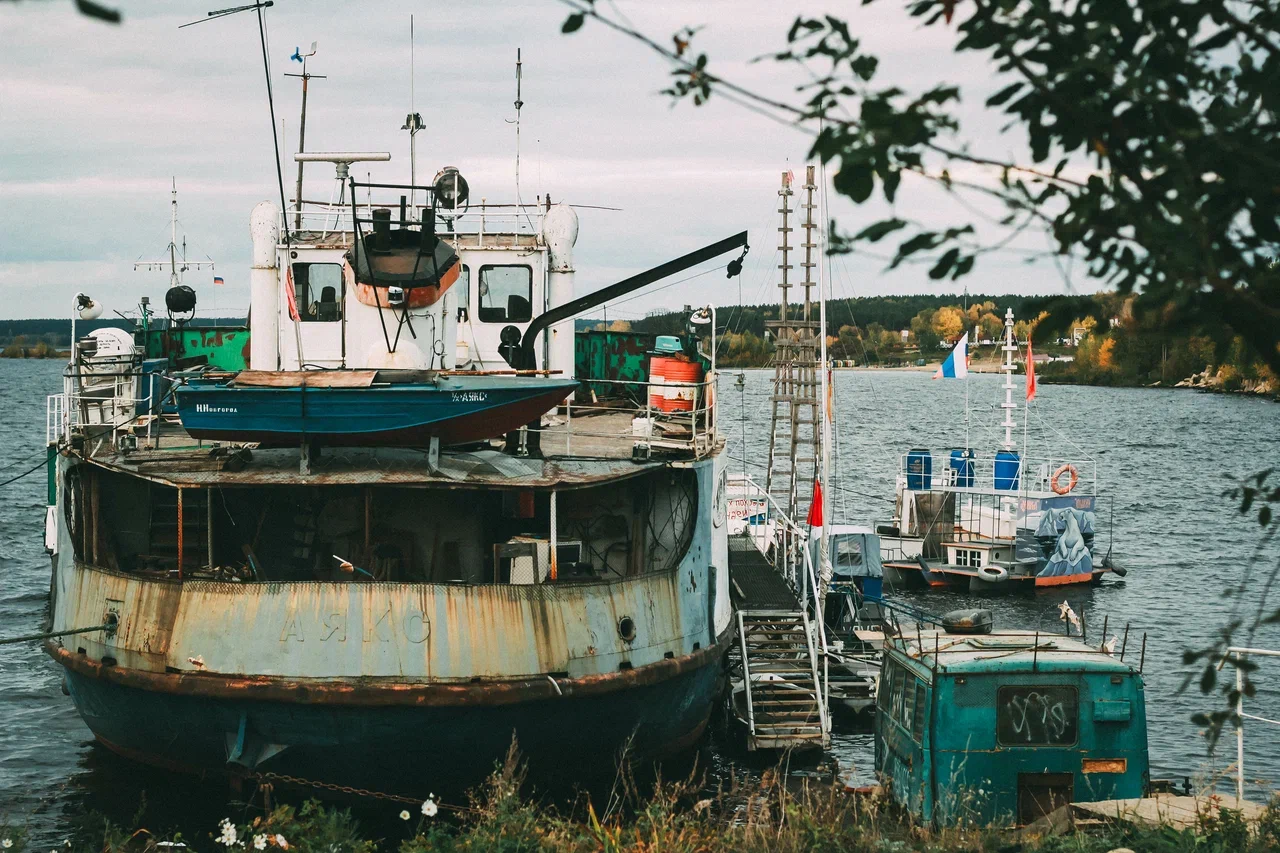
[{"xmin": 0, "ymin": 0, "xmax": 1088, "ymax": 321}]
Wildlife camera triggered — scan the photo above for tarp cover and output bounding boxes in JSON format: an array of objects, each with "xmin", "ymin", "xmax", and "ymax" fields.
[{"xmin": 809, "ymin": 526, "xmax": 884, "ymax": 579}]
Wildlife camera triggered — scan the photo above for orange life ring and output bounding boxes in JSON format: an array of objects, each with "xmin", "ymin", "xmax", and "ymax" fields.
[{"xmin": 1051, "ymin": 464, "xmax": 1079, "ymax": 495}]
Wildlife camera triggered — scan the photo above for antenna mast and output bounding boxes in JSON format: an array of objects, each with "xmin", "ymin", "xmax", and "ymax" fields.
[
  {"xmin": 514, "ymin": 48, "xmax": 524, "ymax": 198},
  {"xmin": 401, "ymin": 17, "xmax": 424, "ymax": 208},
  {"xmin": 285, "ymin": 42, "xmax": 322, "ymax": 231},
  {"xmin": 135, "ymin": 179, "xmax": 214, "ymax": 287},
  {"xmin": 1001, "ymin": 307, "xmax": 1018, "ymax": 450}
]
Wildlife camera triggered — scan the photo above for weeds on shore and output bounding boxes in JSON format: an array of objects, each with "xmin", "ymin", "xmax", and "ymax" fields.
[{"xmin": 5, "ymin": 747, "xmax": 1280, "ymax": 852}]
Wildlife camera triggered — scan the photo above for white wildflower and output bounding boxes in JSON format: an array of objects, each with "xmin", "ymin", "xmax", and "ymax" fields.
[
  {"xmin": 399, "ymin": 810, "xmax": 410, "ymax": 821},
  {"xmin": 421, "ymin": 798, "xmax": 438, "ymax": 818},
  {"xmin": 252, "ymin": 836, "xmax": 266, "ymax": 851},
  {"xmin": 218, "ymin": 819, "xmax": 238, "ymax": 847},
  {"xmin": 3, "ymin": 840, "xmax": 12, "ymax": 850},
  {"xmin": 273, "ymin": 835, "xmax": 288, "ymax": 850}
]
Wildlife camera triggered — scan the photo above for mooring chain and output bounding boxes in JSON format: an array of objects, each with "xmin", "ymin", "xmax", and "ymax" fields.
[{"xmin": 253, "ymin": 771, "xmax": 472, "ymax": 813}]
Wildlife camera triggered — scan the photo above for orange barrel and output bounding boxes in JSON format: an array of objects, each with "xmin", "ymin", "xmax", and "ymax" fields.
[
  {"xmin": 650, "ymin": 356, "xmax": 703, "ymax": 412},
  {"xmin": 648, "ymin": 356, "xmax": 670, "ymax": 409}
]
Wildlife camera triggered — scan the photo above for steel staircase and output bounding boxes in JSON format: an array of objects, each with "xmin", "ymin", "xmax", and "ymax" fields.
[{"xmin": 737, "ymin": 609, "xmax": 829, "ymax": 751}]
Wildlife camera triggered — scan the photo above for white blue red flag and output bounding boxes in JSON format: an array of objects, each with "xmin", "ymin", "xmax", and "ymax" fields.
[
  {"xmin": 213, "ymin": 275, "xmax": 224, "ymax": 286},
  {"xmin": 933, "ymin": 332, "xmax": 969, "ymax": 379}
]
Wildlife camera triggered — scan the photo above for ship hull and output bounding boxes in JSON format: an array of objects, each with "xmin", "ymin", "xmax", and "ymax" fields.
[{"xmin": 55, "ymin": 631, "xmax": 729, "ymax": 790}]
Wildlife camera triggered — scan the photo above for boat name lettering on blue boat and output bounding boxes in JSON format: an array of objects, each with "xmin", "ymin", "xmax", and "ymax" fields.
[
  {"xmin": 194, "ymin": 403, "xmax": 238, "ymax": 414},
  {"xmin": 451, "ymin": 392, "xmax": 487, "ymax": 402}
]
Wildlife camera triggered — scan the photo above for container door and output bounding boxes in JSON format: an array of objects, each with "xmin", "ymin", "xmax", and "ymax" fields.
[{"xmin": 1016, "ymin": 773, "xmax": 1074, "ymax": 824}]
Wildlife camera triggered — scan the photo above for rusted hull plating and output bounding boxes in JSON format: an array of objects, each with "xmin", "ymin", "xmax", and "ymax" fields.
[{"xmin": 58, "ymin": 632, "xmax": 728, "ymax": 789}]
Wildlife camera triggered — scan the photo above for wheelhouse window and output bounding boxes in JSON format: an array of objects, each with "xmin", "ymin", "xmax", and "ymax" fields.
[
  {"xmin": 455, "ymin": 264, "xmax": 471, "ymax": 311},
  {"xmin": 292, "ymin": 262, "xmax": 343, "ymax": 322},
  {"xmin": 478, "ymin": 265, "xmax": 533, "ymax": 323},
  {"xmin": 996, "ymin": 685, "xmax": 1079, "ymax": 746},
  {"xmin": 955, "ymin": 548, "xmax": 982, "ymax": 568}
]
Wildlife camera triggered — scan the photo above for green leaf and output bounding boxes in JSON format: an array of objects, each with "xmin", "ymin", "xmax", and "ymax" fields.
[
  {"xmin": 561, "ymin": 12, "xmax": 585, "ymax": 33},
  {"xmin": 1197, "ymin": 28, "xmax": 1236, "ymax": 52},
  {"xmin": 834, "ymin": 163, "xmax": 875, "ymax": 203},
  {"xmin": 854, "ymin": 218, "xmax": 908, "ymax": 242},
  {"xmin": 986, "ymin": 82, "xmax": 1023, "ymax": 107},
  {"xmin": 929, "ymin": 247, "xmax": 960, "ymax": 279},
  {"xmin": 1200, "ymin": 665, "xmax": 1217, "ymax": 694},
  {"xmin": 75, "ymin": 0, "xmax": 120, "ymax": 21}
]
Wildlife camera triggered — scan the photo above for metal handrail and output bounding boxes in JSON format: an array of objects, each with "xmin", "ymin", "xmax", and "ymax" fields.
[{"xmin": 1227, "ymin": 645, "xmax": 1280, "ymax": 806}]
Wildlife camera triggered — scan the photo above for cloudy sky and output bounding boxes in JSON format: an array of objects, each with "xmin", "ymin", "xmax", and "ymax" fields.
[{"xmin": 0, "ymin": 0, "xmax": 1086, "ymax": 321}]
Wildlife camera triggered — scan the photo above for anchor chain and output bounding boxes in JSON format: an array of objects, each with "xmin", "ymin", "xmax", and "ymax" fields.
[{"xmin": 251, "ymin": 771, "xmax": 471, "ymax": 813}]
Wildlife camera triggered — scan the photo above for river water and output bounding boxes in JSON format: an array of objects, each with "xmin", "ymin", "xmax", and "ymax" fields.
[{"xmin": 1, "ymin": 361, "xmax": 1277, "ymax": 842}]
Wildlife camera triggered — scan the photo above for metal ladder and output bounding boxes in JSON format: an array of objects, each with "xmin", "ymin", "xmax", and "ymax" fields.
[{"xmin": 737, "ymin": 609, "xmax": 830, "ymax": 751}]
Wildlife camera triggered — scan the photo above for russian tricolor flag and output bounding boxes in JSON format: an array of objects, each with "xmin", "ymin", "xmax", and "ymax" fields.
[
  {"xmin": 213, "ymin": 275, "xmax": 225, "ymax": 286},
  {"xmin": 933, "ymin": 332, "xmax": 969, "ymax": 379}
]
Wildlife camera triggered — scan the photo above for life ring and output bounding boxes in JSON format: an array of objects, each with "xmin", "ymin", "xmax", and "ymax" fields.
[
  {"xmin": 978, "ymin": 565, "xmax": 1008, "ymax": 583},
  {"xmin": 1051, "ymin": 464, "xmax": 1079, "ymax": 495}
]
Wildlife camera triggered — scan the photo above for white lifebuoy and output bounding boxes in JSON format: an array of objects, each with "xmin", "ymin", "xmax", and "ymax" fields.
[{"xmin": 978, "ymin": 565, "xmax": 1009, "ymax": 583}]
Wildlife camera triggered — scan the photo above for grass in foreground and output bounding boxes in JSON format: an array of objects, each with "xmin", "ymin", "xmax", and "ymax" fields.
[{"xmin": 5, "ymin": 748, "xmax": 1280, "ymax": 853}]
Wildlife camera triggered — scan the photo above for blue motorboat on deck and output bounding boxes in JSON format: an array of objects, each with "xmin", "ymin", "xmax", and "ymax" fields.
[{"xmin": 175, "ymin": 370, "xmax": 578, "ymax": 447}]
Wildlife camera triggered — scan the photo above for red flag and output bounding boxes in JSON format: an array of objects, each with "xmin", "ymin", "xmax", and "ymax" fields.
[
  {"xmin": 1026, "ymin": 335, "xmax": 1037, "ymax": 402},
  {"xmin": 806, "ymin": 479, "xmax": 823, "ymax": 527},
  {"xmin": 285, "ymin": 266, "xmax": 301, "ymax": 322}
]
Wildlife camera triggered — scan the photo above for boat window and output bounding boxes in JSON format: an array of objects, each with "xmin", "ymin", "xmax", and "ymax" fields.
[
  {"xmin": 455, "ymin": 264, "xmax": 471, "ymax": 310},
  {"xmin": 878, "ymin": 662, "xmax": 896, "ymax": 713},
  {"xmin": 996, "ymin": 685, "xmax": 1079, "ymax": 746},
  {"xmin": 833, "ymin": 536, "xmax": 863, "ymax": 568},
  {"xmin": 912, "ymin": 681, "xmax": 926, "ymax": 743},
  {"xmin": 477, "ymin": 265, "xmax": 533, "ymax": 323},
  {"xmin": 955, "ymin": 547, "xmax": 982, "ymax": 568},
  {"xmin": 293, "ymin": 263, "xmax": 343, "ymax": 323}
]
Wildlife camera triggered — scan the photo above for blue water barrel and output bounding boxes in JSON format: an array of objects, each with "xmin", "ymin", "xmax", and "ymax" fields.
[
  {"xmin": 950, "ymin": 448, "xmax": 975, "ymax": 488},
  {"xmin": 906, "ymin": 449, "xmax": 932, "ymax": 491},
  {"xmin": 994, "ymin": 450, "xmax": 1022, "ymax": 491}
]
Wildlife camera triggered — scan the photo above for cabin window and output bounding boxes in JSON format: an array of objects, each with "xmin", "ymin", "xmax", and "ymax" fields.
[
  {"xmin": 477, "ymin": 265, "xmax": 533, "ymax": 323},
  {"xmin": 878, "ymin": 662, "xmax": 895, "ymax": 712},
  {"xmin": 455, "ymin": 264, "xmax": 471, "ymax": 311},
  {"xmin": 955, "ymin": 547, "xmax": 982, "ymax": 568},
  {"xmin": 912, "ymin": 681, "xmax": 926, "ymax": 743},
  {"xmin": 833, "ymin": 536, "xmax": 863, "ymax": 569},
  {"xmin": 997, "ymin": 685, "xmax": 1079, "ymax": 746},
  {"xmin": 292, "ymin": 262, "xmax": 344, "ymax": 322}
]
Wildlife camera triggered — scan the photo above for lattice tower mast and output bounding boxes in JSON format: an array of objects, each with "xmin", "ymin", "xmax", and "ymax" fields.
[{"xmin": 764, "ymin": 168, "xmax": 822, "ymax": 521}]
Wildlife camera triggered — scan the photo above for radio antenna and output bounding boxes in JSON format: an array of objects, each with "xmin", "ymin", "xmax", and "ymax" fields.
[
  {"xmin": 285, "ymin": 42, "xmax": 322, "ymax": 231},
  {"xmin": 181, "ymin": 1, "xmax": 291, "ymax": 246}
]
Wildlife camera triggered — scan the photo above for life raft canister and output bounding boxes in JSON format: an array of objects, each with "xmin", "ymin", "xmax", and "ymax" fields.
[{"xmin": 1051, "ymin": 463, "xmax": 1079, "ymax": 495}]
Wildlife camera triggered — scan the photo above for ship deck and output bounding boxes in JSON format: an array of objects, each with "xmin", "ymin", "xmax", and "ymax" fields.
[{"xmin": 78, "ymin": 409, "xmax": 700, "ymax": 489}]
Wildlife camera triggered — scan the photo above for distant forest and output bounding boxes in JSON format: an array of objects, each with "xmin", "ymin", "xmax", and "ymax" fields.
[
  {"xmin": 0, "ymin": 317, "xmax": 245, "ymax": 348},
  {"xmin": 624, "ymin": 293, "xmax": 1029, "ymax": 340}
]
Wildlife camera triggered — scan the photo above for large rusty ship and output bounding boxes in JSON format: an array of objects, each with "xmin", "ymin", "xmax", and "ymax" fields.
[{"xmin": 42, "ymin": 155, "xmax": 748, "ymax": 789}]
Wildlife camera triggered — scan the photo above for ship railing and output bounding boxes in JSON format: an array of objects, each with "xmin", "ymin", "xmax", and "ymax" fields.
[
  {"xmin": 286, "ymin": 200, "xmax": 544, "ymax": 246},
  {"xmin": 550, "ymin": 376, "xmax": 718, "ymax": 460},
  {"xmin": 726, "ymin": 470, "xmax": 831, "ymax": 733},
  {"xmin": 1225, "ymin": 645, "xmax": 1280, "ymax": 806},
  {"xmin": 898, "ymin": 450, "xmax": 1098, "ymax": 497},
  {"xmin": 47, "ymin": 392, "xmax": 152, "ymax": 447}
]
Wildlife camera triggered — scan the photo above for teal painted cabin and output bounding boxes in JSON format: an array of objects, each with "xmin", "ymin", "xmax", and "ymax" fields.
[{"xmin": 874, "ymin": 626, "xmax": 1149, "ymax": 827}]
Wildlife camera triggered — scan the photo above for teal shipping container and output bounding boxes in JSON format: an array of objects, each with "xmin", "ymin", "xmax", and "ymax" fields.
[{"xmin": 875, "ymin": 623, "xmax": 1148, "ymax": 827}]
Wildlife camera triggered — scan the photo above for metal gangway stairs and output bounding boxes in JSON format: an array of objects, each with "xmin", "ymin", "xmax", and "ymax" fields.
[{"xmin": 727, "ymin": 491, "xmax": 831, "ymax": 751}]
